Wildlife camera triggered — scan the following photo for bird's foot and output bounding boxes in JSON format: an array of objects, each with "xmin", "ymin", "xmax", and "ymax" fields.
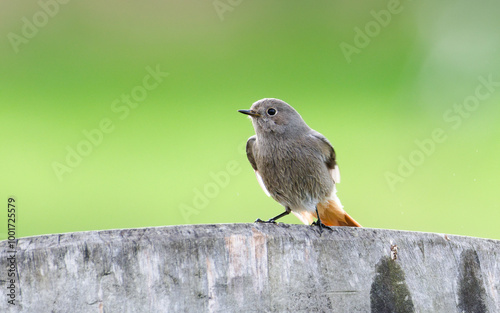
[
  {"xmin": 255, "ymin": 218, "xmax": 278, "ymax": 223},
  {"xmin": 311, "ymin": 220, "xmax": 332, "ymax": 233},
  {"xmin": 313, "ymin": 207, "xmax": 332, "ymax": 234},
  {"xmin": 255, "ymin": 209, "xmax": 290, "ymax": 224},
  {"xmin": 255, "ymin": 218, "xmax": 277, "ymax": 224}
]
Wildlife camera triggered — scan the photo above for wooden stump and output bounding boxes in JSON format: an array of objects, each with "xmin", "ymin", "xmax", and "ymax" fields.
[{"xmin": 1, "ymin": 224, "xmax": 499, "ymax": 312}]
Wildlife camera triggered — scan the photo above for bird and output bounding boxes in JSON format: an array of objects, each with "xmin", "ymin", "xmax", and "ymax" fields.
[{"xmin": 238, "ymin": 98, "xmax": 362, "ymax": 227}]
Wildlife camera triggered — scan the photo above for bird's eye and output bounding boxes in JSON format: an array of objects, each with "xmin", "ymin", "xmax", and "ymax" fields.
[{"xmin": 267, "ymin": 108, "xmax": 277, "ymax": 116}]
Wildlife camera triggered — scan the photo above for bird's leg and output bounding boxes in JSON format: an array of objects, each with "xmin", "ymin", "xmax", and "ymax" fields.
[
  {"xmin": 312, "ymin": 207, "xmax": 331, "ymax": 233},
  {"xmin": 255, "ymin": 207, "xmax": 291, "ymax": 223}
]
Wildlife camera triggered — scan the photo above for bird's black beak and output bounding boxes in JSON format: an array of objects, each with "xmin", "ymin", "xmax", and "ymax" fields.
[{"xmin": 238, "ymin": 109, "xmax": 261, "ymax": 117}]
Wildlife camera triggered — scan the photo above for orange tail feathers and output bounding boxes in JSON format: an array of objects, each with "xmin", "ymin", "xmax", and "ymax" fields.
[{"xmin": 316, "ymin": 200, "xmax": 362, "ymax": 227}]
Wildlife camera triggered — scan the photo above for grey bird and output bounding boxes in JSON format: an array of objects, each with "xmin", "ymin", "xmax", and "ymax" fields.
[{"xmin": 238, "ymin": 98, "xmax": 362, "ymax": 227}]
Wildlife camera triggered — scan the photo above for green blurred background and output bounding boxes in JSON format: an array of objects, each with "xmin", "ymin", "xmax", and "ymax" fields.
[{"xmin": 1, "ymin": 0, "xmax": 499, "ymax": 240}]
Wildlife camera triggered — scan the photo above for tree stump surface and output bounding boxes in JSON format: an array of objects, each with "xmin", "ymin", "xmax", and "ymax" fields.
[{"xmin": 1, "ymin": 224, "xmax": 499, "ymax": 312}]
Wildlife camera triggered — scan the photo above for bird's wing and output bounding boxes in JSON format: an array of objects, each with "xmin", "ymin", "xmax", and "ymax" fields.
[
  {"xmin": 246, "ymin": 136, "xmax": 271, "ymax": 197},
  {"xmin": 308, "ymin": 131, "xmax": 341, "ymax": 183}
]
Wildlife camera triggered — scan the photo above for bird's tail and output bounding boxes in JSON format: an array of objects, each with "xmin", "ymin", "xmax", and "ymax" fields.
[{"xmin": 316, "ymin": 199, "xmax": 362, "ymax": 227}]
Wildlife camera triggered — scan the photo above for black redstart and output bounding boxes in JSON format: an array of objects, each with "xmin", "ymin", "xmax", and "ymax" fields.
[{"xmin": 238, "ymin": 98, "xmax": 362, "ymax": 227}]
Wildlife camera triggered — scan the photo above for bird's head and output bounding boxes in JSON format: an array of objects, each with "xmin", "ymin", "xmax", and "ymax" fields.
[{"xmin": 238, "ymin": 98, "xmax": 309, "ymax": 136}]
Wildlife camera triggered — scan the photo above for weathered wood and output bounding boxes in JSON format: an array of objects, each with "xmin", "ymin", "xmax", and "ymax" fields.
[{"xmin": 1, "ymin": 224, "xmax": 499, "ymax": 312}]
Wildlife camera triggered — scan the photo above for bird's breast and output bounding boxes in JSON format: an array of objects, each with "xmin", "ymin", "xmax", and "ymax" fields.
[{"xmin": 255, "ymin": 139, "xmax": 333, "ymax": 207}]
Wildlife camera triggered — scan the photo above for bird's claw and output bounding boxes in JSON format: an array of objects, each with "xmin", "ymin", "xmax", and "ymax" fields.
[
  {"xmin": 255, "ymin": 218, "xmax": 277, "ymax": 224},
  {"xmin": 311, "ymin": 220, "xmax": 332, "ymax": 233}
]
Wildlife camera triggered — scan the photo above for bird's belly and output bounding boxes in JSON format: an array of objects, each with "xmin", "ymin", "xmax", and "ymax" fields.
[{"xmin": 257, "ymin": 155, "xmax": 333, "ymax": 209}]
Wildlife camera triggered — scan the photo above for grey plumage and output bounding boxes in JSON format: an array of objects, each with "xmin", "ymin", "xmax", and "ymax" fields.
[{"xmin": 239, "ymin": 98, "xmax": 362, "ymax": 227}]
